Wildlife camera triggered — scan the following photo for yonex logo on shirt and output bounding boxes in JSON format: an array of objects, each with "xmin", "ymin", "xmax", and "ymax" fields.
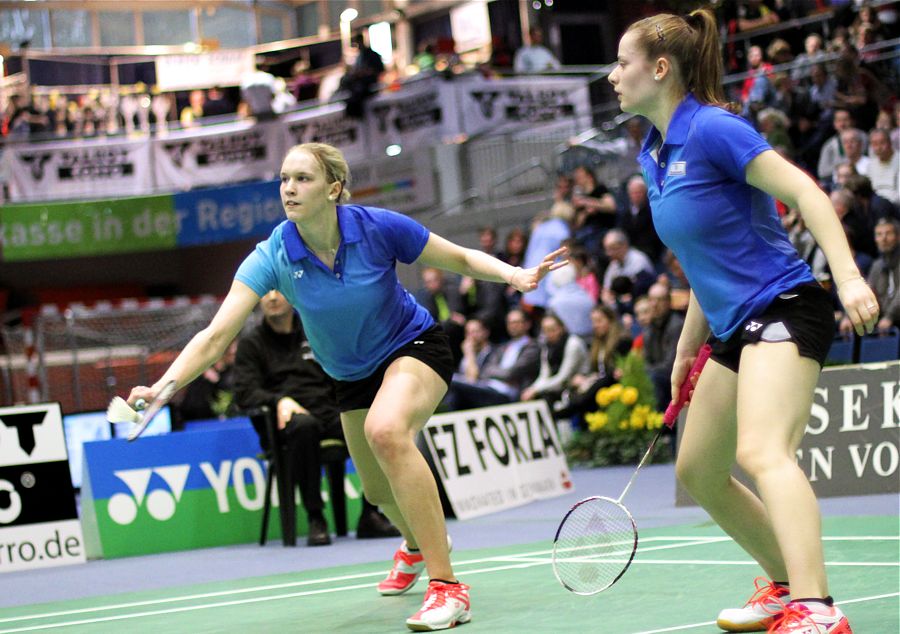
[
  {"xmin": 293, "ymin": 270, "xmax": 304, "ymax": 279},
  {"xmin": 745, "ymin": 321, "xmax": 763, "ymax": 332},
  {"xmin": 668, "ymin": 161, "xmax": 686, "ymax": 176}
]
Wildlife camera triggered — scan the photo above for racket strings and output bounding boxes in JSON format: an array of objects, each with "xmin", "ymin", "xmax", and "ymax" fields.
[{"xmin": 552, "ymin": 498, "xmax": 637, "ymax": 595}]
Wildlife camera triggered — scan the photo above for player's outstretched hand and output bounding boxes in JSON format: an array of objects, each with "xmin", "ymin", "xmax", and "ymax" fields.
[
  {"xmin": 127, "ymin": 385, "xmax": 156, "ymax": 409},
  {"xmin": 837, "ymin": 277, "xmax": 879, "ymax": 336},
  {"xmin": 508, "ymin": 246, "xmax": 569, "ymax": 293}
]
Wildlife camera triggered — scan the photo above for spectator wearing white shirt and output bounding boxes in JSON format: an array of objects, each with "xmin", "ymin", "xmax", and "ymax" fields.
[
  {"xmin": 867, "ymin": 128, "xmax": 899, "ymax": 204},
  {"xmin": 833, "ymin": 128, "xmax": 870, "ymax": 181},
  {"xmin": 513, "ymin": 27, "xmax": 560, "ymax": 74},
  {"xmin": 601, "ymin": 229, "xmax": 656, "ymax": 300}
]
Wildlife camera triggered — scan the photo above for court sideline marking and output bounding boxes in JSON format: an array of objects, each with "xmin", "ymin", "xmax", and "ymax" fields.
[{"xmin": 0, "ymin": 536, "xmax": 896, "ymax": 632}]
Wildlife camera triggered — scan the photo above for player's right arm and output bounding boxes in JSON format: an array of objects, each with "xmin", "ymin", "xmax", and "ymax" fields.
[
  {"xmin": 671, "ymin": 290, "xmax": 710, "ymax": 402},
  {"xmin": 127, "ymin": 280, "xmax": 260, "ymax": 406}
]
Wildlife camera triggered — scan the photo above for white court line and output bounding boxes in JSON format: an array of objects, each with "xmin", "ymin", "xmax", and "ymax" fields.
[
  {"xmin": 0, "ymin": 536, "xmax": 896, "ymax": 631},
  {"xmin": 628, "ymin": 592, "xmax": 900, "ymax": 634}
]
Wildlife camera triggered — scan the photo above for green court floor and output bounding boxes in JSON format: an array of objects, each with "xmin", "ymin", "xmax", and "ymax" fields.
[{"xmin": 1, "ymin": 515, "xmax": 896, "ymax": 633}]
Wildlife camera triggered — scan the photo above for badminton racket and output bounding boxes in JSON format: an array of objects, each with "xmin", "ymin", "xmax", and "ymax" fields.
[
  {"xmin": 106, "ymin": 380, "xmax": 177, "ymax": 442},
  {"xmin": 552, "ymin": 344, "xmax": 712, "ymax": 595}
]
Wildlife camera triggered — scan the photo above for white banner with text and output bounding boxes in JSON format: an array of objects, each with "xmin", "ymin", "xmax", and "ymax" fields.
[{"xmin": 421, "ymin": 400, "xmax": 573, "ymax": 520}]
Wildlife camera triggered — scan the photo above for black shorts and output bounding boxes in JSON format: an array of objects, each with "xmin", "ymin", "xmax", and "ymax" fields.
[
  {"xmin": 334, "ymin": 325, "xmax": 455, "ymax": 412},
  {"xmin": 710, "ymin": 282, "xmax": 835, "ymax": 373}
]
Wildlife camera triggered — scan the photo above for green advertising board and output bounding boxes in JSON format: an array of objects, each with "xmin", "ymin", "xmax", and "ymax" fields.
[{"xmin": 1, "ymin": 195, "xmax": 178, "ymax": 261}]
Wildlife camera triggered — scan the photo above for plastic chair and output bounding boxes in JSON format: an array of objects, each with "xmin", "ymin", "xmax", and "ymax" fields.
[
  {"xmin": 826, "ymin": 335, "xmax": 855, "ymax": 365},
  {"xmin": 858, "ymin": 328, "xmax": 900, "ymax": 363},
  {"xmin": 247, "ymin": 406, "xmax": 348, "ymax": 546}
]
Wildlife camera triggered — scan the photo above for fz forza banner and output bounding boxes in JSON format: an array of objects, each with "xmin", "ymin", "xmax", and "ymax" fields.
[
  {"xmin": 421, "ymin": 400, "xmax": 573, "ymax": 520},
  {"xmin": 282, "ymin": 103, "xmax": 368, "ymax": 164},
  {"xmin": 0, "ymin": 403, "xmax": 85, "ymax": 572},
  {"xmin": 459, "ymin": 76, "xmax": 592, "ymax": 136},
  {"xmin": 153, "ymin": 120, "xmax": 284, "ymax": 191},
  {"xmin": 3, "ymin": 136, "xmax": 153, "ymax": 202}
]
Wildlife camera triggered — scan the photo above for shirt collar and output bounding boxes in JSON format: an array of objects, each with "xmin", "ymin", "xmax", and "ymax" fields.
[
  {"xmin": 283, "ymin": 205, "xmax": 363, "ymax": 263},
  {"xmin": 639, "ymin": 93, "xmax": 702, "ymax": 156}
]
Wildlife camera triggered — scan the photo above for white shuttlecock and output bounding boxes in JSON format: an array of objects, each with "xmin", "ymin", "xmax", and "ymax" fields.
[{"xmin": 106, "ymin": 396, "xmax": 143, "ymax": 424}]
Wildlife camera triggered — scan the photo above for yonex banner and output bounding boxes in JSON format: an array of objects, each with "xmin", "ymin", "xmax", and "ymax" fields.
[
  {"xmin": 152, "ymin": 119, "xmax": 285, "ymax": 191},
  {"xmin": 0, "ymin": 403, "xmax": 86, "ymax": 572},
  {"xmin": 367, "ymin": 79, "xmax": 456, "ymax": 154},
  {"xmin": 2, "ymin": 135, "xmax": 153, "ymax": 203},
  {"xmin": 81, "ymin": 426, "xmax": 362, "ymax": 558},
  {"xmin": 676, "ymin": 360, "xmax": 900, "ymax": 505},
  {"xmin": 0, "ymin": 195, "xmax": 177, "ymax": 261},
  {"xmin": 421, "ymin": 400, "xmax": 573, "ymax": 520}
]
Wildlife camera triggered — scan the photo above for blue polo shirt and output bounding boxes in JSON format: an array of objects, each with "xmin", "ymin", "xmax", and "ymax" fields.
[
  {"xmin": 235, "ymin": 205, "xmax": 435, "ymax": 381},
  {"xmin": 638, "ymin": 94, "xmax": 814, "ymax": 342}
]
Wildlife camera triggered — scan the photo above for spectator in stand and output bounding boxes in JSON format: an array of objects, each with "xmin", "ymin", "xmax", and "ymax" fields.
[
  {"xmin": 737, "ymin": 0, "xmax": 781, "ymax": 49},
  {"xmin": 546, "ymin": 265, "xmax": 594, "ymax": 340},
  {"xmin": 442, "ymin": 308, "xmax": 540, "ymax": 410},
  {"xmin": 831, "ymin": 187, "xmax": 876, "ymax": 259},
  {"xmin": 832, "ymin": 160, "xmax": 858, "ymax": 191},
  {"xmin": 554, "ymin": 304, "xmax": 632, "ymax": 422},
  {"xmin": 288, "ymin": 60, "xmax": 321, "ymax": 103},
  {"xmin": 758, "ymin": 107, "xmax": 795, "ymax": 159},
  {"xmin": 178, "ymin": 341, "xmax": 237, "ymax": 427},
  {"xmin": 521, "ymin": 202, "xmax": 573, "ymax": 317},
  {"xmin": 839, "ymin": 218, "xmax": 900, "ymax": 334},
  {"xmin": 520, "ymin": 313, "xmax": 589, "ymax": 407},
  {"xmin": 553, "ymin": 173, "xmax": 575, "ymax": 203},
  {"xmin": 458, "ymin": 274, "xmax": 508, "ymax": 348},
  {"xmin": 835, "ymin": 128, "xmax": 871, "ymax": 180},
  {"xmin": 414, "ymin": 267, "xmax": 466, "ymax": 363},
  {"xmin": 844, "ymin": 174, "xmax": 899, "ymax": 226},
  {"xmin": 617, "ymin": 175, "xmax": 663, "ymax": 263},
  {"xmin": 513, "ymin": 27, "xmax": 560, "ymax": 74},
  {"xmin": 791, "ymin": 34, "xmax": 826, "ymax": 83},
  {"xmin": 892, "ymin": 103, "xmax": 900, "ymax": 151},
  {"xmin": 643, "ymin": 283, "xmax": 684, "ymax": 412},
  {"xmin": 817, "ymin": 108, "xmax": 867, "ymax": 184},
  {"xmin": 576, "ymin": 117, "xmax": 646, "ymax": 185},
  {"xmin": 571, "ymin": 165, "xmax": 617, "ymax": 256},
  {"xmin": 180, "ymin": 89, "xmax": 206, "ymax": 127},
  {"xmin": 739, "ymin": 45, "xmax": 773, "ymax": 106},
  {"xmin": 659, "ymin": 249, "xmax": 691, "ymax": 314},
  {"xmin": 7, "ymin": 94, "xmax": 50, "ymax": 139},
  {"xmin": 240, "ymin": 68, "xmax": 278, "ymax": 119},
  {"xmin": 601, "ymin": 229, "xmax": 656, "ymax": 300},
  {"xmin": 807, "ymin": 64, "xmax": 837, "ymax": 118},
  {"xmin": 339, "ymin": 33, "xmax": 385, "ymax": 118},
  {"xmin": 832, "ymin": 48, "xmax": 886, "ymax": 132},
  {"xmin": 501, "ymin": 227, "xmax": 529, "ymax": 309},
  {"xmin": 630, "ymin": 295, "xmax": 654, "ymax": 350},
  {"xmin": 454, "ymin": 318, "xmax": 495, "ymax": 384},
  {"xmin": 203, "ymin": 86, "xmax": 236, "ymax": 117},
  {"xmin": 477, "ymin": 226, "xmax": 501, "ymax": 258},
  {"xmin": 569, "ymin": 246, "xmax": 601, "ymax": 303},
  {"xmin": 867, "ymin": 128, "xmax": 899, "ymax": 204}
]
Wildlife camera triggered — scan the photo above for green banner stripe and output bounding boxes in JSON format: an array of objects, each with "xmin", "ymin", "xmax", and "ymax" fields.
[{"xmin": 1, "ymin": 195, "xmax": 178, "ymax": 262}]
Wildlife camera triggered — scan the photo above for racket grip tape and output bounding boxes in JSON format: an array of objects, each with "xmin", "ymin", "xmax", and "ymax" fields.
[{"xmin": 663, "ymin": 344, "xmax": 712, "ymax": 428}]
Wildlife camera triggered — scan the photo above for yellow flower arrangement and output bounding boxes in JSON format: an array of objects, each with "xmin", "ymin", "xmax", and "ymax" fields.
[{"xmin": 565, "ymin": 351, "xmax": 673, "ymax": 467}]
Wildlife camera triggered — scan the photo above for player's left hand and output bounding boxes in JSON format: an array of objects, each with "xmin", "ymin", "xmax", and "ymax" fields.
[
  {"xmin": 837, "ymin": 277, "xmax": 879, "ymax": 336},
  {"xmin": 509, "ymin": 246, "xmax": 569, "ymax": 293}
]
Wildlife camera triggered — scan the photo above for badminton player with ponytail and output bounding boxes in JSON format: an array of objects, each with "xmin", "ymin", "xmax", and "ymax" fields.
[
  {"xmin": 124, "ymin": 142, "xmax": 566, "ymax": 632},
  {"xmin": 608, "ymin": 9, "xmax": 877, "ymax": 633}
]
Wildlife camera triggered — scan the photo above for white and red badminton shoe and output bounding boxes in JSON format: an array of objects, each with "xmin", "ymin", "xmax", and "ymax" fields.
[
  {"xmin": 378, "ymin": 537, "xmax": 452, "ymax": 596},
  {"xmin": 766, "ymin": 601, "xmax": 852, "ymax": 633},
  {"xmin": 405, "ymin": 580, "xmax": 471, "ymax": 631},
  {"xmin": 717, "ymin": 577, "xmax": 790, "ymax": 632}
]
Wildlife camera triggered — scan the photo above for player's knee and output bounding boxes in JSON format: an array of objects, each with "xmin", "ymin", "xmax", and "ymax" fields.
[
  {"xmin": 735, "ymin": 443, "xmax": 785, "ymax": 478},
  {"xmin": 364, "ymin": 418, "xmax": 406, "ymax": 460}
]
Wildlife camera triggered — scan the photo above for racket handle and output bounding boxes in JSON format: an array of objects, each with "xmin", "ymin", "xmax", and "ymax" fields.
[
  {"xmin": 663, "ymin": 344, "xmax": 712, "ymax": 428},
  {"xmin": 135, "ymin": 398, "xmax": 147, "ymax": 411}
]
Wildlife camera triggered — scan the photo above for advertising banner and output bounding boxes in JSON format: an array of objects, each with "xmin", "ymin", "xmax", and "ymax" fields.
[
  {"xmin": 81, "ymin": 427, "xmax": 362, "ymax": 558},
  {"xmin": 174, "ymin": 179, "xmax": 282, "ymax": 247},
  {"xmin": 457, "ymin": 76, "xmax": 592, "ymax": 136},
  {"xmin": 676, "ymin": 361, "xmax": 900, "ymax": 505},
  {"xmin": 0, "ymin": 403, "xmax": 85, "ymax": 572},
  {"xmin": 349, "ymin": 148, "xmax": 437, "ymax": 214},
  {"xmin": 2, "ymin": 136, "xmax": 153, "ymax": 202},
  {"xmin": 153, "ymin": 120, "xmax": 284, "ymax": 191},
  {"xmin": 1, "ymin": 195, "xmax": 177, "ymax": 261},
  {"xmin": 420, "ymin": 400, "xmax": 573, "ymax": 520},
  {"xmin": 367, "ymin": 79, "xmax": 456, "ymax": 153},
  {"xmin": 155, "ymin": 51, "xmax": 256, "ymax": 92},
  {"xmin": 282, "ymin": 104, "xmax": 369, "ymax": 164}
]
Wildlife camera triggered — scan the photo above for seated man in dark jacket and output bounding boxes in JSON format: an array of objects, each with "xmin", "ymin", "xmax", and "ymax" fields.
[{"xmin": 233, "ymin": 290, "xmax": 398, "ymax": 546}]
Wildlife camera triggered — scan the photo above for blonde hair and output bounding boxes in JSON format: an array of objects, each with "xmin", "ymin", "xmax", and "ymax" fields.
[
  {"xmin": 286, "ymin": 143, "xmax": 352, "ymax": 203},
  {"xmin": 626, "ymin": 8, "xmax": 737, "ymax": 112}
]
